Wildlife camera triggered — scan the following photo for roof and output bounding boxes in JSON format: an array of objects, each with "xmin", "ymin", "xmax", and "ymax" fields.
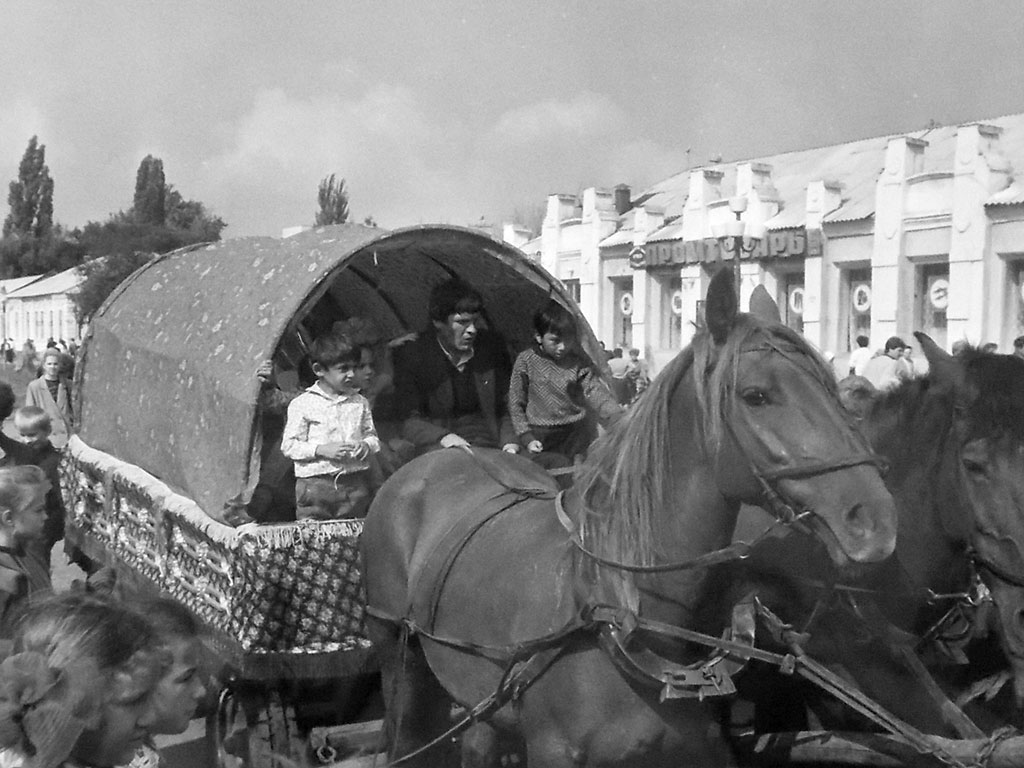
[
  {"xmin": 0, "ymin": 276, "xmax": 42, "ymax": 296},
  {"xmin": 76, "ymin": 224, "xmax": 602, "ymax": 517},
  {"xmin": 988, "ymin": 180, "xmax": 1024, "ymax": 206},
  {"xmin": 637, "ymin": 112, "xmax": 1024, "ymax": 227},
  {"xmin": 5, "ymin": 266, "xmax": 83, "ymax": 298}
]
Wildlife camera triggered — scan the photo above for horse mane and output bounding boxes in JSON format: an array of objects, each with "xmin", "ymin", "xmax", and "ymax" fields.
[
  {"xmin": 574, "ymin": 314, "xmax": 837, "ymax": 582},
  {"xmin": 960, "ymin": 350, "xmax": 1024, "ymax": 443}
]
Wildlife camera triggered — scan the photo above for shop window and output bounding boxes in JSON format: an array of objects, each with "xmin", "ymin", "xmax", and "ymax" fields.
[
  {"xmin": 781, "ymin": 275, "xmax": 804, "ymax": 334},
  {"xmin": 660, "ymin": 276, "xmax": 683, "ymax": 349},
  {"xmin": 562, "ymin": 278, "xmax": 581, "ymax": 304},
  {"xmin": 612, "ymin": 281, "xmax": 633, "ymax": 349},
  {"xmin": 917, "ymin": 263, "xmax": 949, "ymax": 349},
  {"xmin": 844, "ymin": 268, "xmax": 872, "ymax": 351},
  {"xmin": 1009, "ymin": 260, "xmax": 1024, "ymax": 342}
]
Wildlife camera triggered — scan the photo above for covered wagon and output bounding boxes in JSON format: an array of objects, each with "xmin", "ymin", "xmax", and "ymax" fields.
[{"xmin": 59, "ymin": 223, "xmax": 607, "ymax": 766}]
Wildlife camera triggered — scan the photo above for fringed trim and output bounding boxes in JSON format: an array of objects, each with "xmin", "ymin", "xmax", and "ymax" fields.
[
  {"xmin": 65, "ymin": 435, "xmax": 242, "ymax": 546},
  {"xmin": 236, "ymin": 518, "xmax": 364, "ymax": 548}
]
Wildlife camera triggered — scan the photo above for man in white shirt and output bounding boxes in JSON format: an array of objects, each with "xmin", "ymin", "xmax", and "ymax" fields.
[
  {"xmin": 847, "ymin": 335, "xmax": 873, "ymax": 377},
  {"xmin": 861, "ymin": 336, "xmax": 913, "ymax": 392}
]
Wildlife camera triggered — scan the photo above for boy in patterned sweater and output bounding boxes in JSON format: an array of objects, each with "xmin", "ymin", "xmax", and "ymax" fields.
[{"xmin": 507, "ymin": 300, "xmax": 623, "ymax": 467}]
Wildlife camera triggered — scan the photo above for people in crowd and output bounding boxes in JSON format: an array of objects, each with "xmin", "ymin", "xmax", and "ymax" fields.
[
  {"xmin": 625, "ymin": 347, "xmax": 650, "ymax": 401},
  {"xmin": 281, "ymin": 333, "xmax": 380, "ymax": 520},
  {"xmin": 390, "ymin": 278, "xmax": 516, "ymax": 453},
  {"xmin": 837, "ymin": 374, "xmax": 877, "ymax": 421},
  {"xmin": 0, "ymin": 466, "xmax": 51, "ymax": 639},
  {"xmin": 0, "ymin": 407, "xmax": 66, "ymax": 580},
  {"xmin": 606, "ymin": 347, "xmax": 631, "ymax": 404},
  {"xmin": 981, "ymin": 341, "xmax": 999, "ymax": 354},
  {"xmin": 0, "ymin": 593, "xmax": 163, "ymax": 768},
  {"xmin": 1014, "ymin": 335, "xmax": 1024, "ymax": 360},
  {"xmin": 507, "ymin": 300, "xmax": 622, "ymax": 469},
  {"xmin": 16, "ymin": 340, "xmax": 36, "ymax": 374},
  {"xmin": 861, "ymin": 335, "xmax": 913, "ymax": 392},
  {"xmin": 25, "ymin": 348, "xmax": 73, "ymax": 450},
  {"xmin": 121, "ymin": 597, "xmax": 206, "ymax": 768},
  {"xmin": 847, "ymin": 334, "xmax": 872, "ymax": 376}
]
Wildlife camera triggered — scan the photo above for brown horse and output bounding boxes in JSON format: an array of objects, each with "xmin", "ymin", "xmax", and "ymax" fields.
[
  {"xmin": 360, "ymin": 267, "xmax": 897, "ymax": 768},
  {"xmin": 732, "ymin": 335, "xmax": 1024, "ymax": 739}
]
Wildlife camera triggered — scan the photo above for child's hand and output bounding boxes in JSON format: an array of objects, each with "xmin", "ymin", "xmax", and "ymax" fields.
[
  {"xmin": 256, "ymin": 360, "xmax": 275, "ymax": 387},
  {"xmin": 315, "ymin": 442, "xmax": 351, "ymax": 460},
  {"xmin": 440, "ymin": 433, "xmax": 470, "ymax": 449},
  {"xmin": 349, "ymin": 441, "xmax": 371, "ymax": 460},
  {"xmin": 527, "ymin": 440, "xmax": 543, "ymax": 454},
  {"xmin": 502, "ymin": 443, "xmax": 519, "ymax": 454}
]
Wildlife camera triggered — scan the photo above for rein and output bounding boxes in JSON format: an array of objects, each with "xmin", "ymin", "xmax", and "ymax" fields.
[{"xmin": 554, "ymin": 490, "xmax": 809, "ymax": 573}]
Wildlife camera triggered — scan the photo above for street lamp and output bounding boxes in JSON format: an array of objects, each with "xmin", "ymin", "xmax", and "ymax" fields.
[{"xmin": 712, "ymin": 196, "xmax": 767, "ymax": 301}]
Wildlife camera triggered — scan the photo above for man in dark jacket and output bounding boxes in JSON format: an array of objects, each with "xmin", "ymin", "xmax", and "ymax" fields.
[{"xmin": 390, "ymin": 278, "xmax": 516, "ymax": 454}]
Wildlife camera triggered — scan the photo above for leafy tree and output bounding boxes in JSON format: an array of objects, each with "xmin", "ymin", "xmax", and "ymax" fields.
[
  {"xmin": 133, "ymin": 155, "xmax": 166, "ymax": 226},
  {"xmin": 164, "ymin": 185, "xmax": 226, "ymax": 239},
  {"xmin": 316, "ymin": 174, "xmax": 349, "ymax": 225},
  {"xmin": 72, "ymin": 251, "xmax": 153, "ymax": 324},
  {"xmin": 3, "ymin": 136, "xmax": 54, "ymax": 240}
]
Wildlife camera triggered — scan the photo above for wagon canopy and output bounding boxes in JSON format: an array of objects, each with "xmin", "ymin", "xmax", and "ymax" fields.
[{"xmin": 77, "ymin": 224, "xmax": 602, "ymax": 517}]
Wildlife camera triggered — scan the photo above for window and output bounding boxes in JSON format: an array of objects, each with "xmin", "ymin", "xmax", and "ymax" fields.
[
  {"xmin": 562, "ymin": 278, "xmax": 581, "ymax": 304},
  {"xmin": 660, "ymin": 276, "xmax": 683, "ymax": 349}
]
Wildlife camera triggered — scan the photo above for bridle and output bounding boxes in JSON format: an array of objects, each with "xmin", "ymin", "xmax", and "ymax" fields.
[{"xmin": 558, "ymin": 346, "xmax": 886, "ymax": 575}]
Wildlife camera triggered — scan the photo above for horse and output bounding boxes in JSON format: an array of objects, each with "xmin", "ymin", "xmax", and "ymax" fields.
[
  {"xmin": 359, "ymin": 266, "xmax": 898, "ymax": 768},
  {"xmin": 730, "ymin": 336, "xmax": 1024, "ymax": 740}
]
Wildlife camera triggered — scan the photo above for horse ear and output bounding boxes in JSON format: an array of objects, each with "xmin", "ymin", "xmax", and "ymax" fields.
[
  {"xmin": 705, "ymin": 267, "xmax": 738, "ymax": 344},
  {"xmin": 915, "ymin": 331, "xmax": 962, "ymax": 393},
  {"xmin": 748, "ymin": 284, "xmax": 781, "ymax": 324}
]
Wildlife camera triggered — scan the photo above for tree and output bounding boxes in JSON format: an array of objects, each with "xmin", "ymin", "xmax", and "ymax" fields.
[
  {"xmin": 133, "ymin": 155, "xmax": 166, "ymax": 226},
  {"xmin": 72, "ymin": 251, "xmax": 153, "ymax": 324},
  {"xmin": 4, "ymin": 136, "xmax": 54, "ymax": 240},
  {"xmin": 316, "ymin": 174, "xmax": 349, "ymax": 225}
]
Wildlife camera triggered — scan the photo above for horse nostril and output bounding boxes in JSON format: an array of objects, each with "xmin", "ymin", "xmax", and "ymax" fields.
[
  {"xmin": 844, "ymin": 503, "xmax": 871, "ymax": 534},
  {"xmin": 963, "ymin": 458, "xmax": 987, "ymax": 477}
]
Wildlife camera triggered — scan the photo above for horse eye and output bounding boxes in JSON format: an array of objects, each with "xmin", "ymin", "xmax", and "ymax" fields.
[
  {"xmin": 741, "ymin": 389, "xmax": 769, "ymax": 407},
  {"xmin": 962, "ymin": 457, "xmax": 987, "ymax": 477}
]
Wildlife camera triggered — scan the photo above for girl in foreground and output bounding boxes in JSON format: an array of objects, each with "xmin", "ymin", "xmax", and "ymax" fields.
[{"xmin": 0, "ymin": 594, "xmax": 163, "ymax": 768}]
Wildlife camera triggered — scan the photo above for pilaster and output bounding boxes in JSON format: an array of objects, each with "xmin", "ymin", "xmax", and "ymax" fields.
[{"xmin": 870, "ymin": 137, "xmax": 926, "ymax": 344}]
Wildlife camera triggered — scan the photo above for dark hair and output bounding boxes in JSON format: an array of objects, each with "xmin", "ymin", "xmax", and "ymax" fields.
[
  {"xmin": 308, "ymin": 333, "xmax": 361, "ymax": 369},
  {"xmin": 1013, "ymin": 335, "xmax": 1024, "ymax": 350},
  {"xmin": 129, "ymin": 595, "xmax": 199, "ymax": 643},
  {"xmin": 856, "ymin": 335, "xmax": 869, "ymax": 348},
  {"xmin": 884, "ymin": 336, "xmax": 906, "ymax": 352},
  {"xmin": 532, "ymin": 300, "xmax": 577, "ymax": 339},
  {"xmin": 0, "ymin": 381, "xmax": 14, "ymax": 422},
  {"xmin": 428, "ymin": 279, "xmax": 483, "ymax": 323}
]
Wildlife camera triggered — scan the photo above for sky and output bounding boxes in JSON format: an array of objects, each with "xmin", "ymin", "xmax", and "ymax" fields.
[{"xmin": 2, "ymin": 1, "xmax": 1024, "ymax": 239}]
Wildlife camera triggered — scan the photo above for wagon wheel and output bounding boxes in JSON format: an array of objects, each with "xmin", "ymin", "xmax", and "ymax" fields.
[{"xmin": 206, "ymin": 685, "xmax": 308, "ymax": 768}]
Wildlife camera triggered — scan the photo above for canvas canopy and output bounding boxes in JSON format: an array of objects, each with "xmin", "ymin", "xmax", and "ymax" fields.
[{"xmin": 76, "ymin": 224, "xmax": 603, "ymax": 518}]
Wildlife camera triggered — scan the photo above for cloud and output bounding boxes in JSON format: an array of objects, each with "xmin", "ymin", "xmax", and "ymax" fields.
[{"xmin": 491, "ymin": 92, "xmax": 627, "ymax": 145}]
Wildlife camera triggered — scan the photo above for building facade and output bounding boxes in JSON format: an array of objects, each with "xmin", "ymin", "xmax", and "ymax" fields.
[
  {"xmin": 513, "ymin": 115, "xmax": 1024, "ymax": 375},
  {"xmin": 1, "ymin": 267, "xmax": 84, "ymax": 346}
]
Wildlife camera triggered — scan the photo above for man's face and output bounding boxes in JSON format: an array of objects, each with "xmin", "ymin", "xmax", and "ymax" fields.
[
  {"xmin": 886, "ymin": 346, "xmax": 904, "ymax": 359},
  {"xmin": 435, "ymin": 311, "xmax": 480, "ymax": 353}
]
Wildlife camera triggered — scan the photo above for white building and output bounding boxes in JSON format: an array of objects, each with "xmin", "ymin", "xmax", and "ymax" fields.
[
  {"xmin": 2, "ymin": 266, "xmax": 84, "ymax": 346},
  {"xmin": 515, "ymin": 114, "xmax": 1024, "ymax": 375}
]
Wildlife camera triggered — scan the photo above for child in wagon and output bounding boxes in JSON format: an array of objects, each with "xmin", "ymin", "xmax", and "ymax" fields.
[
  {"xmin": 280, "ymin": 332, "xmax": 380, "ymax": 520},
  {"xmin": 507, "ymin": 300, "xmax": 623, "ymax": 469}
]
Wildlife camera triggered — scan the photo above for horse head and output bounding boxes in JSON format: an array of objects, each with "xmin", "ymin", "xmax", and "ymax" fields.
[
  {"xmin": 704, "ymin": 270, "xmax": 897, "ymax": 566},
  {"xmin": 921, "ymin": 333, "xmax": 1024, "ymax": 705}
]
